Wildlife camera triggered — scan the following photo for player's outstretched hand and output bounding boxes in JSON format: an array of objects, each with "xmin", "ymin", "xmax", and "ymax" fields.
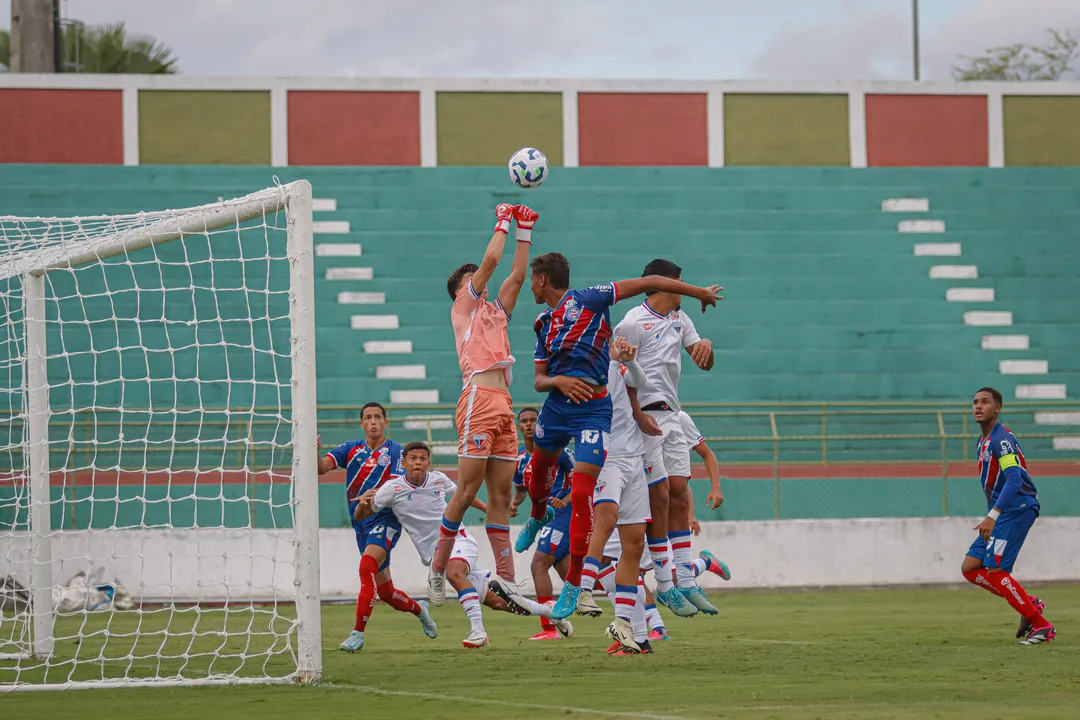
[
  {"xmin": 553, "ymin": 375, "xmax": 594, "ymax": 404},
  {"xmin": 695, "ymin": 284, "xmax": 723, "ymax": 313},
  {"xmin": 706, "ymin": 489, "xmax": 724, "ymax": 510},
  {"xmin": 688, "ymin": 339, "xmax": 713, "ymax": 370},
  {"xmin": 494, "ymin": 203, "xmax": 515, "ymax": 234},
  {"xmin": 612, "ymin": 336, "xmax": 637, "ymax": 362},
  {"xmin": 513, "ymin": 204, "xmax": 539, "ymax": 229}
]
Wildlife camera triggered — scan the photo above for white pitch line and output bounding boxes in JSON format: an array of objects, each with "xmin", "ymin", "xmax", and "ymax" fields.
[
  {"xmin": 323, "ymin": 682, "xmax": 697, "ymax": 720},
  {"xmin": 724, "ymin": 638, "xmax": 816, "ymax": 646}
]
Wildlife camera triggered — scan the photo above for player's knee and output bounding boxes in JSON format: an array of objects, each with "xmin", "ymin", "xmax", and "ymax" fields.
[
  {"xmin": 531, "ymin": 553, "xmax": 553, "ymax": 575},
  {"xmin": 445, "ymin": 561, "xmax": 468, "ymax": 584}
]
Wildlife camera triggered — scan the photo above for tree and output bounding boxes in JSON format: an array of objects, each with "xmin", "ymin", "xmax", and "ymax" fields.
[
  {"xmin": 953, "ymin": 29, "xmax": 1079, "ymax": 81},
  {"xmin": 0, "ymin": 21, "xmax": 178, "ymax": 74}
]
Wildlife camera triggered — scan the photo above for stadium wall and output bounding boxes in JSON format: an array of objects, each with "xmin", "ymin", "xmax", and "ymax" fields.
[
  {"xmin": 4, "ymin": 76, "xmax": 1080, "ymax": 166},
  {"xmin": 5, "ymin": 517, "xmax": 1078, "ymax": 600}
]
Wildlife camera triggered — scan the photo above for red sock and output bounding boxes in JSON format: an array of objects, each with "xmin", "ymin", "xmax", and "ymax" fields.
[
  {"xmin": 537, "ymin": 595, "xmax": 555, "ymax": 631},
  {"xmin": 527, "ymin": 452, "xmax": 558, "ymax": 521},
  {"xmin": 963, "ymin": 568, "xmax": 1004, "ymax": 597},
  {"xmin": 355, "ymin": 555, "xmax": 379, "ymax": 631},
  {"xmin": 565, "ymin": 472, "xmax": 598, "ymax": 585},
  {"xmin": 485, "ymin": 524, "xmax": 515, "ymax": 582},
  {"xmin": 377, "ymin": 580, "xmax": 421, "ymax": 616},
  {"xmin": 990, "ymin": 571, "xmax": 1048, "ymax": 627}
]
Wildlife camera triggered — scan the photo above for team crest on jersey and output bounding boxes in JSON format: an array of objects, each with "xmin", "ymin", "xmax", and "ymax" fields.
[
  {"xmin": 534, "ymin": 423, "xmax": 545, "ymax": 438},
  {"xmin": 673, "ymin": 323, "xmax": 682, "ymax": 333},
  {"xmin": 377, "ymin": 453, "xmax": 390, "ymax": 466},
  {"xmin": 472, "ymin": 434, "xmax": 488, "ymax": 449},
  {"xmin": 644, "ymin": 464, "xmax": 653, "ymax": 478},
  {"xmin": 564, "ymin": 298, "xmax": 581, "ymax": 322}
]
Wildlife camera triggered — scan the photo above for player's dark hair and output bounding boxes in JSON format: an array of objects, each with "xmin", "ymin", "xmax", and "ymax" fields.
[
  {"xmin": 517, "ymin": 407, "xmax": 538, "ymax": 420},
  {"xmin": 531, "ymin": 253, "xmax": 570, "ymax": 289},
  {"xmin": 976, "ymin": 386, "xmax": 1003, "ymax": 407},
  {"xmin": 402, "ymin": 441, "xmax": 431, "ymax": 458},
  {"xmin": 447, "ymin": 263, "xmax": 479, "ymax": 300},
  {"xmin": 642, "ymin": 258, "xmax": 682, "ymax": 296},
  {"xmin": 360, "ymin": 401, "xmax": 387, "ymax": 420}
]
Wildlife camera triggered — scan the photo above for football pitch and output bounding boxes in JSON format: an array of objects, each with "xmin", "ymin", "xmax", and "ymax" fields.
[{"xmin": 4, "ymin": 585, "xmax": 1077, "ymax": 719}]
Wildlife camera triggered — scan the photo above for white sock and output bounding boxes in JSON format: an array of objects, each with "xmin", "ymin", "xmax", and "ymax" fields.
[
  {"xmin": 518, "ymin": 597, "xmax": 552, "ymax": 617},
  {"xmin": 581, "ymin": 556, "xmax": 601, "ymax": 593},
  {"xmin": 632, "ymin": 585, "xmax": 648, "ymax": 643},
  {"xmin": 669, "ymin": 531, "xmax": 695, "ymax": 589},
  {"xmin": 647, "ymin": 537, "xmax": 674, "ymax": 592},
  {"xmin": 691, "ymin": 558, "xmax": 708, "ymax": 578},
  {"xmin": 595, "ymin": 563, "xmax": 616, "ymax": 594},
  {"xmin": 613, "ymin": 584, "xmax": 636, "ymax": 623},
  {"xmin": 645, "ymin": 603, "xmax": 664, "ymax": 631},
  {"xmin": 458, "ymin": 587, "xmax": 485, "ymax": 633}
]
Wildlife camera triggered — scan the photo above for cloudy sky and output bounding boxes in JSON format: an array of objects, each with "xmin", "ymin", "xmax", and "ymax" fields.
[{"xmin": 3, "ymin": 0, "xmax": 1079, "ymax": 80}]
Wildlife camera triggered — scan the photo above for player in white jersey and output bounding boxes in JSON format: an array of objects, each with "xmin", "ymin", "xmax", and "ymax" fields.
[
  {"xmin": 614, "ymin": 258, "xmax": 719, "ymax": 615},
  {"xmin": 355, "ymin": 441, "xmax": 573, "ymax": 648}
]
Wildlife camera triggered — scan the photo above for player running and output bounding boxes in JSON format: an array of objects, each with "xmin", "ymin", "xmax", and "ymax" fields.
[
  {"xmin": 962, "ymin": 387, "xmax": 1055, "ymax": 645},
  {"xmin": 616, "ymin": 258, "xmax": 719, "ymax": 615},
  {"xmin": 317, "ymin": 402, "xmax": 437, "ymax": 653},
  {"xmin": 355, "ymin": 442, "xmax": 573, "ymax": 648},
  {"xmin": 428, "ymin": 204, "xmax": 538, "ymax": 605},
  {"xmin": 508, "ymin": 407, "xmax": 576, "ymax": 640},
  {"xmin": 520, "ymin": 251, "xmax": 721, "ymax": 620}
]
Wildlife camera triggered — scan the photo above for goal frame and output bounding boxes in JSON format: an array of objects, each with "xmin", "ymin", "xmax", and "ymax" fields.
[{"xmin": 4, "ymin": 179, "xmax": 322, "ymax": 689}]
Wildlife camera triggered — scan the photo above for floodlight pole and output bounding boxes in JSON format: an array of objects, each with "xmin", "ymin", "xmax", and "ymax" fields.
[{"xmin": 912, "ymin": 0, "xmax": 921, "ymax": 81}]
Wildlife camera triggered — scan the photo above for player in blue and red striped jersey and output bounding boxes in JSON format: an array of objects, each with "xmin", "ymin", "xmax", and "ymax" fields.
[
  {"xmin": 317, "ymin": 401, "xmax": 437, "ymax": 653},
  {"xmin": 962, "ymin": 387, "xmax": 1055, "ymax": 645},
  {"xmin": 518, "ymin": 252, "xmax": 721, "ymax": 619}
]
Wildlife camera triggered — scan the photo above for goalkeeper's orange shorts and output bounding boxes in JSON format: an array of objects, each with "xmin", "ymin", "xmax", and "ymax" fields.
[{"xmin": 456, "ymin": 385, "xmax": 517, "ymax": 461}]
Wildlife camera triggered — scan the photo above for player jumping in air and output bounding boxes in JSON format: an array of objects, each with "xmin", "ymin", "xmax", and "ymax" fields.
[
  {"xmin": 318, "ymin": 402, "xmax": 437, "ymax": 653},
  {"xmin": 519, "ymin": 252, "xmax": 721, "ymax": 620},
  {"xmin": 355, "ymin": 442, "xmax": 573, "ymax": 648},
  {"xmin": 428, "ymin": 204, "xmax": 538, "ymax": 606},
  {"xmin": 508, "ymin": 407, "xmax": 577, "ymax": 640},
  {"xmin": 962, "ymin": 387, "xmax": 1055, "ymax": 645},
  {"xmin": 616, "ymin": 258, "xmax": 721, "ymax": 615}
]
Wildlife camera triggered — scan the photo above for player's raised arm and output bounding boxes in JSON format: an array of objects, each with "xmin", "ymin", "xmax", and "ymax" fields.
[
  {"xmin": 496, "ymin": 205, "xmax": 537, "ymax": 316},
  {"xmin": 614, "ymin": 276, "xmax": 722, "ymax": 313},
  {"xmin": 468, "ymin": 204, "xmax": 516, "ymax": 297}
]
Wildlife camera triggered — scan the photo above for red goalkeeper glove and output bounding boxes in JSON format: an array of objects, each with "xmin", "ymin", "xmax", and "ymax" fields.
[
  {"xmin": 494, "ymin": 204, "xmax": 514, "ymax": 235},
  {"xmin": 513, "ymin": 205, "xmax": 538, "ymax": 243}
]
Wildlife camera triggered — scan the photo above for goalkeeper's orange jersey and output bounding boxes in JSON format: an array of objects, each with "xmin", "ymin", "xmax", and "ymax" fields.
[{"xmin": 450, "ymin": 280, "xmax": 514, "ymax": 388}]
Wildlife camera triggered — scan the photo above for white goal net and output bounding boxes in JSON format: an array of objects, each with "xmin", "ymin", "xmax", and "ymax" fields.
[{"xmin": 0, "ymin": 181, "xmax": 321, "ymax": 690}]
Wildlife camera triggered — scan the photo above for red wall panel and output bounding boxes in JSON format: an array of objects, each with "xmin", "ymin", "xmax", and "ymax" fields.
[
  {"xmin": 0, "ymin": 89, "xmax": 122, "ymax": 164},
  {"xmin": 288, "ymin": 91, "xmax": 420, "ymax": 165},
  {"xmin": 578, "ymin": 93, "xmax": 707, "ymax": 166},
  {"xmin": 866, "ymin": 94, "xmax": 988, "ymax": 167}
]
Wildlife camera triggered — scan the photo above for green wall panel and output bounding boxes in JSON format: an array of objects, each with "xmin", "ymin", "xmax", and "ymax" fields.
[
  {"xmin": 139, "ymin": 90, "xmax": 271, "ymax": 165},
  {"xmin": 1003, "ymin": 95, "xmax": 1080, "ymax": 166},
  {"xmin": 724, "ymin": 94, "xmax": 850, "ymax": 166},
  {"xmin": 436, "ymin": 92, "xmax": 563, "ymax": 166}
]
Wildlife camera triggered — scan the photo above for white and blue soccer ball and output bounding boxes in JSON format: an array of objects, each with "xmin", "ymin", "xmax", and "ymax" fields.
[{"xmin": 508, "ymin": 147, "xmax": 548, "ymax": 189}]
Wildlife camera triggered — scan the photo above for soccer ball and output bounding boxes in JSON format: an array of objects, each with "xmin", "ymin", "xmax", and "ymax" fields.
[{"xmin": 508, "ymin": 147, "xmax": 548, "ymax": 189}]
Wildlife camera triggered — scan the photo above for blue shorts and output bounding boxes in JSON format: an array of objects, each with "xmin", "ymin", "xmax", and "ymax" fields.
[
  {"xmin": 350, "ymin": 505, "xmax": 402, "ymax": 572},
  {"xmin": 535, "ymin": 504, "xmax": 572, "ymax": 564},
  {"xmin": 966, "ymin": 505, "xmax": 1038, "ymax": 573},
  {"xmin": 534, "ymin": 393, "xmax": 612, "ymax": 467}
]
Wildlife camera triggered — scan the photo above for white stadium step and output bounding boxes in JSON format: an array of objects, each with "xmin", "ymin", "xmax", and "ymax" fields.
[
  {"xmin": 946, "ymin": 288, "xmax": 994, "ymax": 302},
  {"xmin": 338, "ymin": 291, "xmax": 385, "ymax": 304},
  {"xmin": 999, "ymin": 359, "xmax": 1048, "ymax": 375},
  {"xmin": 350, "ymin": 315, "xmax": 399, "ymax": 330},
  {"xmin": 390, "ymin": 389, "xmax": 440, "ymax": 404},
  {"xmin": 326, "ymin": 267, "xmax": 373, "ymax": 280},
  {"xmin": 882, "ymin": 198, "xmax": 930, "ymax": 212},
  {"xmin": 1015, "ymin": 384, "xmax": 1067, "ymax": 400},
  {"xmin": 431, "ymin": 443, "xmax": 459, "ymax": 456},
  {"xmin": 963, "ymin": 311, "xmax": 1011, "ymax": 326},
  {"xmin": 1035, "ymin": 412, "xmax": 1080, "ymax": 425},
  {"xmin": 312, "ymin": 198, "xmax": 338, "ymax": 212},
  {"xmin": 898, "ymin": 219, "xmax": 945, "ymax": 233},
  {"xmin": 930, "ymin": 265, "xmax": 978, "ymax": 279},
  {"xmin": 914, "ymin": 243, "xmax": 961, "ymax": 257},
  {"xmin": 364, "ymin": 340, "xmax": 413, "ymax": 354},
  {"xmin": 1052, "ymin": 437, "xmax": 1080, "ymax": 451},
  {"xmin": 313, "ymin": 220, "xmax": 350, "ymax": 234},
  {"xmin": 316, "ymin": 243, "xmax": 362, "ymax": 257},
  {"xmin": 981, "ymin": 335, "xmax": 1029, "ymax": 350},
  {"xmin": 376, "ymin": 364, "xmax": 426, "ymax": 380},
  {"xmin": 403, "ymin": 415, "xmax": 455, "ymax": 431}
]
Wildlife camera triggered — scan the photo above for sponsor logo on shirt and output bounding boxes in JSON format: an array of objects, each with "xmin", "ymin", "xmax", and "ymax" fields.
[{"xmin": 643, "ymin": 323, "xmax": 656, "ymax": 331}]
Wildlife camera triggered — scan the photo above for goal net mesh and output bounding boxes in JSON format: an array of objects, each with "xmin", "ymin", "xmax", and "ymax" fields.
[{"xmin": 0, "ymin": 184, "xmax": 318, "ymax": 689}]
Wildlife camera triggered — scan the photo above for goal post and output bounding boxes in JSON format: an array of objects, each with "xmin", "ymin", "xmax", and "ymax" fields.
[{"xmin": 0, "ymin": 180, "xmax": 322, "ymax": 690}]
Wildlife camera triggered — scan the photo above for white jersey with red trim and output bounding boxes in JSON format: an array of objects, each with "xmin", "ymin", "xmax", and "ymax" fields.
[
  {"xmin": 606, "ymin": 359, "xmax": 646, "ymax": 458},
  {"xmin": 678, "ymin": 411, "xmax": 704, "ymax": 449},
  {"xmin": 614, "ymin": 301, "xmax": 702, "ymax": 411},
  {"xmin": 371, "ymin": 470, "xmax": 456, "ymax": 566}
]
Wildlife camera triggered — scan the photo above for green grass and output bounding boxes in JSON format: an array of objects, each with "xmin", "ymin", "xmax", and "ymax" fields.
[{"xmin": 3, "ymin": 586, "xmax": 1078, "ymax": 719}]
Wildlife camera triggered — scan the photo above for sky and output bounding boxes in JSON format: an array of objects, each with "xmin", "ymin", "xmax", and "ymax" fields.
[{"xmin": 3, "ymin": 0, "xmax": 1080, "ymax": 80}]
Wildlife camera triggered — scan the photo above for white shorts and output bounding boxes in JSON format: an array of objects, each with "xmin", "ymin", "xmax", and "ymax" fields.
[
  {"xmin": 644, "ymin": 442, "xmax": 667, "ymax": 486},
  {"xmin": 594, "ymin": 454, "xmax": 651, "ymax": 526},
  {"xmin": 602, "ymin": 534, "xmax": 652, "ymax": 571},
  {"xmin": 448, "ymin": 529, "xmax": 491, "ymax": 596},
  {"xmin": 644, "ymin": 409, "xmax": 690, "ymax": 478}
]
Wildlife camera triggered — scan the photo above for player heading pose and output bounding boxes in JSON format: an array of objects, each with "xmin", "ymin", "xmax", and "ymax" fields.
[
  {"xmin": 962, "ymin": 387, "xmax": 1054, "ymax": 645},
  {"xmin": 520, "ymin": 251, "xmax": 721, "ymax": 619},
  {"xmin": 428, "ymin": 204, "xmax": 538, "ymax": 605},
  {"xmin": 317, "ymin": 402, "xmax": 436, "ymax": 653}
]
